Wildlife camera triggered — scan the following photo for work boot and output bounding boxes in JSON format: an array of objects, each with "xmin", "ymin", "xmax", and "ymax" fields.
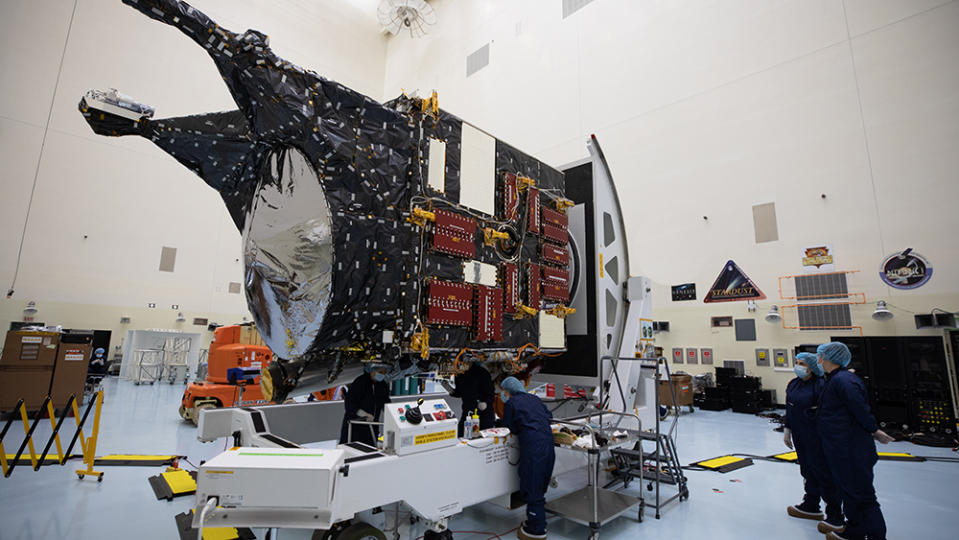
[
  {"xmin": 787, "ymin": 501, "xmax": 824, "ymax": 520},
  {"xmin": 517, "ymin": 522, "xmax": 547, "ymax": 540},
  {"xmin": 825, "ymin": 532, "xmax": 851, "ymax": 540},
  {"xmin": 818, "ymin": 515, "xmax": 846, "ymax": 534}
]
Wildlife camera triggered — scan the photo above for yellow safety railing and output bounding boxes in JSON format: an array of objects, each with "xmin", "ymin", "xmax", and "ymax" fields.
[{"xmin": 1, "ymin": 390, "xmax": 104, "ymax": 480}]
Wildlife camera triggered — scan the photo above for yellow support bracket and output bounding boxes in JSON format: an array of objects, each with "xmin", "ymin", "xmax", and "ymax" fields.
[
  {"xmin": 555, "ymin": 198, "xmax": 575, "ymax": 212},
  {"xmin": 408, "ymin": 207, "xmax": 436, "ymax": 228},
  {"xmin": 410, "ymin": 329, "xmax": 430, "ymax": 359},
  {"xmin": 483, "ymin": 228, "xmax": 510, "ymax": 246},
  {"xmin": 513, "ymin": 304, "xmax": 538, "ymax": 319},
  {"xmin": 545, "ymin": 305, "xmax": 577, "ymax": 319},
  {"xmin": 420, "ymin": 90, "xmax": 439, "ymax": 118}
]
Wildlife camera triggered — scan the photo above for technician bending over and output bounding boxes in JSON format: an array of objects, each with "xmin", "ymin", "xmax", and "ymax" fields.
[
  {"xmin": 784, "ymin": 352, "xmax": 843, "ymax": 529},
  {"xmin": 499, "ymin": 377, "xmax": 556, "ymax": 540},
  {"xmin": 443, "ymin": 358, "xmax": 496, "ymax": 436},
  {"xmin": 816, "ymin": 342, "xmax": 894, "ymax": 540},
  {"xmin": 339, "ymin": 364, "xmax": 390, "ymax": 447}
]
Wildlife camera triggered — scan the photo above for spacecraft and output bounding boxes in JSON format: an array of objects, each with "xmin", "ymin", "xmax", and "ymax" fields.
[{"xmin": 79, "ymin": 0, "xmax": 629, "ymax": 402}]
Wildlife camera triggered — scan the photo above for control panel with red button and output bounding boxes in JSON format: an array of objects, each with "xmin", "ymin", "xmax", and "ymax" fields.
[{"xmin": 382, "ymin": 398, "xmax": 459, "ymax": 456}]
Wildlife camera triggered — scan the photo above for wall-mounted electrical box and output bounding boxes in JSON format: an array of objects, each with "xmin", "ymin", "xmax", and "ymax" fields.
[
  {"xmin": 773, "ymin": 348, "xmax": 789, "ymax": 369},
  {"xmin": 755, "ymin": 348, "xmax": 770, "ymax": 367}
]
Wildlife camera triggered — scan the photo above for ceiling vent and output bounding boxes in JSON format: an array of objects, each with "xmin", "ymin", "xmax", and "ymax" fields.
[
  {"xmin": 467, "ymin": 43, "xmax": 490, "ymax": 77},
  {"xmin": 563, "ymin": 0, "xmax": 594, "ymax": 19}
]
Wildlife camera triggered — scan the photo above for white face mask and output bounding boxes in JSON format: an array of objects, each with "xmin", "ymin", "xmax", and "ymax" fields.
[{"xmin": 373, "ymin": 372, "xmax": 387, "ymax": 382}]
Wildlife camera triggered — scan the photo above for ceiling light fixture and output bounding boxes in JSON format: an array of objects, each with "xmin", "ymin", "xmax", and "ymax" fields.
[{"xmin": 872, "ymin": 301, "xmax": 893, "ymax": 321}]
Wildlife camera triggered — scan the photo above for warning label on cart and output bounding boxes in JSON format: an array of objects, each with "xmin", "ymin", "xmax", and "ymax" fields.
[
  {"xmin": 437, "ymin": 501, "xmax": 462, "ymax": 516},
  {"xmin": 414, "ymin": 429, "xmax": 456, "ymax": 446},
  {"xmin": 482, "ymin": 445, "xmax": 511, "ymax": 465}
]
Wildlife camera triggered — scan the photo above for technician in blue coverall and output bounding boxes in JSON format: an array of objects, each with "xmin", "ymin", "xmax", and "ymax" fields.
[
  {"xmin": 499, "ymin": 376, "xmax": 555, "ymax": 540},
  {"xmin": 783, "ymin": 352, "xmax": 843, "ymax": 529},
  {"xmin": 816, "ymin": 342, "xmax": 894, "ymax": 540}
]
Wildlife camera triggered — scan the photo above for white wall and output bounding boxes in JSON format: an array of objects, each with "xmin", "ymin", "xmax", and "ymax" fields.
[
  {"xmin": 2, "ymin": 1, "xmax": 957, "ymax": 400},
  {"xmin": 0, "ymin": 0, "xmax": 387, "ymax": 338},
  {"xmin": 383, "ymin": 0, "xmax": 959, "ymax": 400}
]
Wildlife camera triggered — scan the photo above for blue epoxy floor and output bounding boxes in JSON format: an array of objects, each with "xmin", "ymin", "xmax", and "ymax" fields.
[{"xmin": 0, "ymin": 378, "xmax": 955, "ymax": 539}]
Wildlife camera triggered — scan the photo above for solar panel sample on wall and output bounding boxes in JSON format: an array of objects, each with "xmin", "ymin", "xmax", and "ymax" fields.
[
  {"xmin": 794, "ymin": 272, "xmax": 852, "ymax": 329},
  {"xmin": 797, "ymin": 304, "xmax": 852, "ymax": 330},
  {"xmin": 795, "ymin": 273, "xmax": 849, "ymax": 300}
]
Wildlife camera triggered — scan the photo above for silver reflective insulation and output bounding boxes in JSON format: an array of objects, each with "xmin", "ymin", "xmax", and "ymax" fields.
[{"xmin": 243, "ymin": 148, "xmax": 334, "ymax": 357}]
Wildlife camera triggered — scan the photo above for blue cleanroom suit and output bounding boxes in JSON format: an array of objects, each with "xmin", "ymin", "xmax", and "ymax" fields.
[
  {"xmin": 785, "ymin": 375, "xmax": 842, "ymax": 522},
  {"xmin": 502, "ymin": 392, "xmax": 556, "ymax": 536},
  {"xmin": 817, "ymin": 368, "xmax": 886, "ymax": 540}
]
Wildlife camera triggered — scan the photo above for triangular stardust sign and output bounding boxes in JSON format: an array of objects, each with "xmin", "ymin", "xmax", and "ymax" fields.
[{"xmin": 703, "ymin": 260, "xmax": 766, "ymax": 303}]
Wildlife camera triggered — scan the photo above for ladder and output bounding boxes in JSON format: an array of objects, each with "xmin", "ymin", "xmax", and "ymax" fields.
[{"xmin": 606, "ymin": 357, "xmax": 689, "ymax": 518}]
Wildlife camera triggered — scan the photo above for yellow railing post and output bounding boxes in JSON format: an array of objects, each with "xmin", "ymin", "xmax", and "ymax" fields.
[
  {"xmin": 76, "ymin": 390, "xmax": 104, "ymax": 482},
  {"xmin": 18, "ymin": 403, "xmax": 39, "ymax": 470},
  {"xmin": 70, "ymin": 396, "xmax": 87, "ymax": 460},
  {"xmin": 45, "ymin": 400, "xmax": 64, "ymax": 463},
  {"xmin": 0, "ymin": 437, "xmax": 7, "ymax": 476}
]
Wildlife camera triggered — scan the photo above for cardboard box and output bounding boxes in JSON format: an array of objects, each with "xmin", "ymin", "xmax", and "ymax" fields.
[
  {"xmin": 0, "ymin": 367, "xmax": 53, "ymax": 410},
  {"xmin": 237, "ymin": 325, "xmax": 265, "ymax": 347},
  {"xmin": 659, "ymin": 374, "xmax": 694, "ymax": 407},
  {"xmin": 1, "ymin": 330, "xmax": 60, "ymax": 368},
  {"xmin": 49, "ymin": 332, "xmax": 93, "ymax": 408}
]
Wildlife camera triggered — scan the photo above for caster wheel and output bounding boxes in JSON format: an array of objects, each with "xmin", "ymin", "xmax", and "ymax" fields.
[
  {"xmin": 98, "ymin": 475, "xmax": 103, "ymax": 482},
  {"xmin": 647, "ymin": 482, "xmax": 653, "ymax": 492},
  {"xmin": 77, "ymin": 474, "xmax": 83, "ymax": 480},
  {"xmin": 338, "ymin": 522, "xmax": 387, "ymax": 540}
]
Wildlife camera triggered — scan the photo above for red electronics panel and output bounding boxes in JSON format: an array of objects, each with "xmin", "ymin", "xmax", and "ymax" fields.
[
  {"xmin": 541, "ymin": 243, "xmax": 569, "ymax": 267},
  {"xmin": 503, "ymin": 173, "xmax": 519, "ymax": 222},
  {"xmin": 426, "ymin": 280, "xmax": 473, "ymax": 326},
  {"xmin": 542, "ymin": 224, "xmax": 567, "ymax": 245},
  {"xmin": 542, "ymin": 266, "xmax": 570, "ymax": 287},
  {"xmin": 541, "ymin": 206, "xmax": 568, "ymax": 245},
  {"xmin": 527, "ymin": 188, "xmax": 540, "ymax": 234},
  {"xmin": 433, "ymin": 209, "xmax": 476, "ymax": 258},
  {"xmin": 542, "ymin": 283, "xmax": 569, "ymax": 302},
  {"xmin": 473, "ymin": 285, "xmax": 503, "ymax": 342},
  {"xmin": 541, "ymin": 266, "xmax": 570, "ymax": 302},
  {"xmin": 501, "ymin": 263, "xmax": 519, "ymax": 312},
  {"xmin": 527, "ymin": 263, "xmax": 541, "ymax": 309},
  {"xmin": 542, "ymin": 207, "xmax": 568, "ymax": 230}
]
